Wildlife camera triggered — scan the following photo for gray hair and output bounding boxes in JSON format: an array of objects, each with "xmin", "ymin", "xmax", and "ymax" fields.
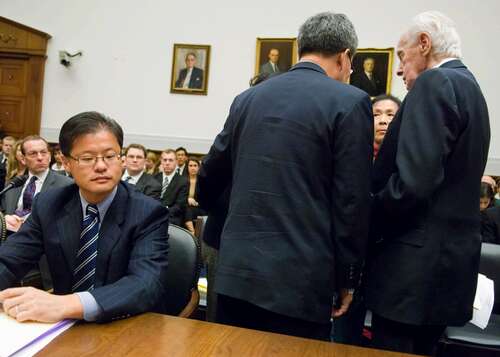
[
  {"xmin": 298, "ymin": 12, "xmax": 358, "ymax": 58},
  {"xmin": 407, "ymin": 11, "xmax": 462, "ymax": 58}
]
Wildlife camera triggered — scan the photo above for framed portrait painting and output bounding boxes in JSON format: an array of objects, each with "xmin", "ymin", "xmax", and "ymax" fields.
[
  {"xmin": 170, "ymin": 43, "xmax": 210, "ymax": 95},
  {"xmin": 349, "ymin": 48, "xmax": 394, "ymax": 97},
  {"xmin": 255, "ymin": 38, "xmax": 298, "ymax": 76}
]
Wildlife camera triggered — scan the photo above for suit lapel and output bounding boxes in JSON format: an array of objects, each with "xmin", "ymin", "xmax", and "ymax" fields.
[
  {"xmin": 57, "ymin": 190, "xmax": 83, "ymax": 273},
  {"xmin": 94, "ymin": 184, "xmax": 127, "ymax": 287},
  {"xmin": 40, "ymin": 170, "xmax": 56, "ymax": 192},
  {"xmin": 135, "ymin": 173, "xmax": 145, "ymax": 191}
]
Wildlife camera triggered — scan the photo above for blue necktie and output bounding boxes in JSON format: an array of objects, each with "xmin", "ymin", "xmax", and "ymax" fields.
[
  {"xmin": 15, "ymin": 176, "xmax": 37, "ymax": 217},
  {"xmin": 72, "ymin": 204, "xmax": 100, "ymax": 292}
]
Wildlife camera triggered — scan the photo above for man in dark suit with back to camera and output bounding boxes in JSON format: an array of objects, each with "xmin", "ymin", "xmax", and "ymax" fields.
[
  {"xmin": 197, "ymin": 12, "xmax": 373, "ymax": 340},
  {"xmin": 0, "ymin": 112, "xmax": 169, "ymax": 323},
  {"xmin": 122, "ymin": 143, "xmax": 161, "ymax": 200},
  {"xmin": 155, "ymin": 149, "xmax": 188, "ymax": 226},
  {"xmin": 365, "ymin": 11, "xmax": 490, "ymax": 355},
  {"xmin": 175, "ymin": 52, "xmax": 204, "ymax": 89}
]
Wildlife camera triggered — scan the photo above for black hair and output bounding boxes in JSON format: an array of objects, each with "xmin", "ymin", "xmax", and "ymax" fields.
[
  {"xmin": 175, "ymin": 147, "xmax": 188, "ymax": 155},
  {"xmin": 59, "ymin": 111, "xmax": 123, "ymax": 156},
  {"xmin": 372, "ymin": 94, "xmax": 402, "ymax": 107}
]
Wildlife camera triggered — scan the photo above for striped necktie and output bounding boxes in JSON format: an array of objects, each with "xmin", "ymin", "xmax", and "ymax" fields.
[
  {"xmin": 72, "ymin": 204, "xmax": 100, "ymax": 292},
  {"xmin": 161, "ymin": 176, "xmax": 169, "ymax": 198}
]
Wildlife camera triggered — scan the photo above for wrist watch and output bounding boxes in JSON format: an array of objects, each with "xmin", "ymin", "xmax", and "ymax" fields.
[{"xmin": 346, "ymin": 288, "xmax": 355, "ymax": 295}]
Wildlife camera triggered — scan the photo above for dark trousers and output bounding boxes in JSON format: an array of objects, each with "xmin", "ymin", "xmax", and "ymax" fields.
[
  {"xmin": 216, "ymin": 294, "xmax": 331, "ymax": 341},
  {"xmin": 371, "ymin": 313, "xmax": 446, "ymax": 356}
]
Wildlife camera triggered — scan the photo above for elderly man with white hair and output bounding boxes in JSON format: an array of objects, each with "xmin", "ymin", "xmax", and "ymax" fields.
[{"xmin": 365, "ymin": 11, "xmax": 490, "ymax": 355}]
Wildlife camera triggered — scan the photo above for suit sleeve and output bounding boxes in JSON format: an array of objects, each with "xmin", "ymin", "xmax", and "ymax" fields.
[
  {"xmin": 145, "ymin": 178, "xmax": 161, "ymax": 201},
  {"xmin": 168, "ymin": 178, "xmax": 188, "ymax": 218},
  {"xmin": 197, "ymin": 98, "xmax": 239, "ymax": 211},
  {"xmin": 376, "ymin": 70, "xmax": 461, "ymax": 218},
  {"xmin": 0, "ymin": 198, "xmax": 45, "ymax": 290},
  {"xmin": 90, "ymin": 204, "xmax": 169, "ymax": 322},
  {"xmin": 331, "ymin": 95, "xmax": 373, "ymax": 289}
]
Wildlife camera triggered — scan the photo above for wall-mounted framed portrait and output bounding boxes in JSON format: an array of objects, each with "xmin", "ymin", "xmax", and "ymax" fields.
[
  {"xmin": 255, "ymin": 38, "xmax": 298, "ymax": 76},
  {"xmin": 349, "ymin": 48, "xmax": 394, "ymax": 97},
  {"xmin": 170, "ymin": 43, "xmax": 210, "ymax": 95}
]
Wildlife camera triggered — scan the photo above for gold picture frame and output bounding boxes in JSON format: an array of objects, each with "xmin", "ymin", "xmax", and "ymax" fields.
[
  {"xmin": 170, "ymin": 43, "xmax": 210, "ymax": 95},
  {"xmin": 349, "ymin": 48, "xmax": 394, "ymax": 97},
  {"xmin": 255, "ymin": 38, "xmax": 298, "ymax": 76}
]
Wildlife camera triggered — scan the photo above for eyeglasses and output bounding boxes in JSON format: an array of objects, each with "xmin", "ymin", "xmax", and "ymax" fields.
[{"xmin": 69, "ymin": 152, "xmax": 120, "ymax": 167}]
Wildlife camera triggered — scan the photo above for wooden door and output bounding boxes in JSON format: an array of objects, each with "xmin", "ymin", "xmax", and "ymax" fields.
[{"xmin": 0, "ymin": 56, "xmax": 29, "ymax": 138}]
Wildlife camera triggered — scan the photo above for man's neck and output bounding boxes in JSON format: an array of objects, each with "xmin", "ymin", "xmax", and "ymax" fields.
[
  {"xmin": 299, "ymin": 53, "xmax": 342, "ymax": 80},
  {"xmin": 126, "ymin": 169, "xmax": 143, "ymax": 177}
]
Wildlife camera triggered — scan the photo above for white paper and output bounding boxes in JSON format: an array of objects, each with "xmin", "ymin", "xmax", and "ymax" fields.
[
  {"xmin": 470, "ymin": 273, "xmax": 495, "ymax": 329},
  {"xmin": 0, "ymin": 312, "xmax": 75, "ymax": 357},
  {"xmin": 12, "ymin": 320, "xmax": 75, "ymax": 357}
]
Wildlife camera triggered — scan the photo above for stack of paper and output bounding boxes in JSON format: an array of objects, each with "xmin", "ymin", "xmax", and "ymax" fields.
[{"xmin": 0, "ymin": 312, "xmax": 75, "ymax": 357}]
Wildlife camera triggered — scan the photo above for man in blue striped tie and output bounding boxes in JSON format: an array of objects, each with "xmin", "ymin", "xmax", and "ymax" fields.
[{"xmin": 0, "ymin": 111, "xmax": 169, "ymax": 323}]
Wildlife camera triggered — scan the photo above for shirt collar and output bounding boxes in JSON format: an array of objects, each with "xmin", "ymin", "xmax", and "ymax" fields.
[
  {"xmin": 163, "ymin": 170, "xmax": 176, "ymax": 182},
  {"xmin": 28, "ymin": 168, "xmax": 50, "ymax": 184},
  {"xmin": 79, "ymin": 186, "xmax": 118, "ymax": 222},
  {"xmin": 123, "ymin": 169, "xmax": 144, "ymax": 181},
  {"xmin": 433, "ymin": 57, "xmax": 458, "ymax": 69}
]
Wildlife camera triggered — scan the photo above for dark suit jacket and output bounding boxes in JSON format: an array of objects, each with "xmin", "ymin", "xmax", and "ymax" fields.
[
  {"xmin": 0, "ymin": 182, "xmax": 169, "ymax": 322},
  {"xmin": 135, "ymin": 172, "xmax": 161, "ymax": 201},
  {"xmin": 175, "ymin": 67, "xmax": 204, "ymax": 89},
  {"xmin": 365, "ymin": 60, "xmax": 490, "ymax": 326},
  {"xmin": 197, "ymin": 62, "xmax": 373, "ymax": 323},
  {"xmin": 350, "ymin": 71, "xmax": 384, "ymax": 97},
  {"xmin": 154, "ymin": 172, "xmax": 188, "ymax": 226},
  {"xmin": 481, "ymin": 206, "xmax": 500, "ymax": 244},
  {"xmin": 0, "ymin": 169, "xmax": 73, "ymax": 214},
  {"xmin": 0, "ymin": 153, "xmax": 7, "ymax": 192}
]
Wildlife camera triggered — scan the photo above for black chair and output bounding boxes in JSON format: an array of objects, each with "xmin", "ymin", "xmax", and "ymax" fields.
[
  {"xmin": 438, "ymin": 243, "xmax": 500, "ymax": 356},
  {"xmin": 164, "ymin": 224, "xmax": 202, "ymax": 317}
]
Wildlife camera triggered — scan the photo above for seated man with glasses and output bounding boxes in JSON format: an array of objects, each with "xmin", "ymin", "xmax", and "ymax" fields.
[
  {"xmin": 0, "ymin": 112, "xmax": 169, "ymax": 323},
  {"xmin": 1, "ymin": 135, "xmax": 73, "ymax": 233}
]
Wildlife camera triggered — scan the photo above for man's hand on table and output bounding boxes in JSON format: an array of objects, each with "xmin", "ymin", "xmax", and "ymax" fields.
[{"xmin": 0, "ymin": 287, "xmax": 83, "ymax": 322}]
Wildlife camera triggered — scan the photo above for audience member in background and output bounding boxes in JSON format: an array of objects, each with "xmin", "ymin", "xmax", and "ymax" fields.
[
  {"xmin": 122, "ymin": 144, "xmax": 161, "ymax": 200},
  {"xmin": 155, "ymin": 149, "xmax": 188, "ymax": 226},
  {"xmin": 365, "ymin": 11, "xmax": 490, "ymax": 355},
  {"xmin": 145, "ymin": 150, "xmax": 159, "ymax": 175},
  {"xmin": 175, "ymin": 147, "xmax": 189, "ymax": 177},
  {"xmin": 480, "ymin": 181, "xmax": 495, "ymax": 212},
  {"xmin": 372, "ymin": 95, "xmax": 401, "ymax": 160},
  {"xmin": 481, "ymin": 175, "xmax": 500, "ymax": 207},
  {"xmin": 0, "ymin": 111, "xmax": 169, "ymax": 323},
  {"xmin": 1, "ymin": 135, "xmax": 73, "ymax": 233},
  {"xmin": 184, "ymin": 158, "xmax": 207, "ymax": 235},
  {"xmin": 197, "ymin": 12, "xmax": 372, "ymax": 340},
  {"xmin": 51, "ymin": 144, "xmax": 70, "ymax": 176},
  {"xmin": 0, "ymin": 136, "xmax": 15, "ymax": 191},
  {"xmin": 481, "ymin": 206, "xmax": 500, "ymax": 245},
  {"xmin": 6, "ymin": 140, "xmax": 27, "ymax": 182}
]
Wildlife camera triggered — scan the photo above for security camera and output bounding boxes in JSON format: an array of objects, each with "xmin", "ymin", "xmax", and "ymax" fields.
[
  {"xmin": 59, "ymin": 51, "xmax": 71, "ymax": 67},
  {"xmin": 59, "ymin": 50, "xmax": 83, "ymax": 67}
]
